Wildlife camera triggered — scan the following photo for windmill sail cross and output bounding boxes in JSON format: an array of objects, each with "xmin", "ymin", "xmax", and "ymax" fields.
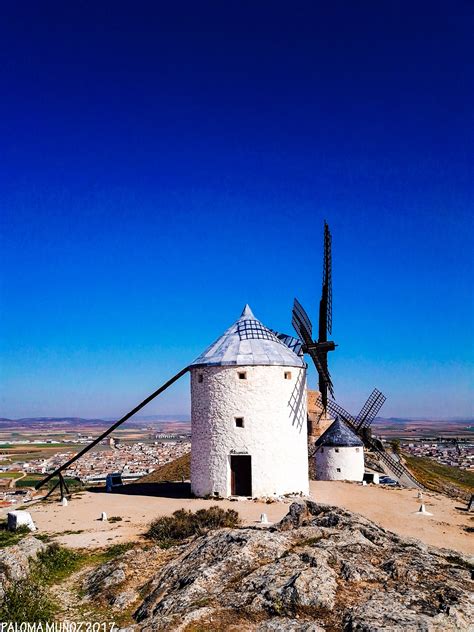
[{"xmin": 292, "ymin": 221, "xmax": 337, "ymax": 412}]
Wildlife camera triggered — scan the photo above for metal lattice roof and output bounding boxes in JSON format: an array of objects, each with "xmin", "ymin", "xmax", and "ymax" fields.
[
  {"xmin": 315, "ymin": 417, "xmax": 364, "ymax": 447},
  {"xmin": 190, "ymin": 305, "xmax": 306, "ymax": 368}
]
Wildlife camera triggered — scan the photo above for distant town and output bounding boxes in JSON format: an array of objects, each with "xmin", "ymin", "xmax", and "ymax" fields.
[
  {"xmin": 401, "ymin": 439, "xmax": 473, "ymax": 470},
  {"xmin": 31, "ymin": 436, "xmax": 190, "ymax": 482},
  {"xmin": 0, "ymin": 418, "xmax": 191, "ymax": 506}
]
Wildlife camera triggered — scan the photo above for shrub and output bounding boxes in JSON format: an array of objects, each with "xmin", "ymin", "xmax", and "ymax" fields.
[
  {"xmin": 147, "ymin": 506, "xmax": 240, "ymax": 544},
  {"xmin": 193, "ymin": 506, "xmax": 240, "ymax": 532},
  {"xmin": 108, "ymin": 516, "xmax": 122, "ymax": 523},
  {"xmin": 147, "ymin": 512, "xmax": 193, "ymax": 542},
  {"xmin": 0, "ymin": 577, "xmax": 56, "ymax": 622}
]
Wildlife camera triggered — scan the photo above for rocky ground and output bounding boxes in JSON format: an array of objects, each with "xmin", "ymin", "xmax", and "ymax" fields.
[
  {"xmin": 49, "ymin": 545, "xmax": 176, "ymax": 626},
  {"xmin": 2, "ymin": 502, "xmax": 473, "ymax": 631},
  {"xmin": 131, "ymin": 501, "xmax": 473, "ymax": 631}
]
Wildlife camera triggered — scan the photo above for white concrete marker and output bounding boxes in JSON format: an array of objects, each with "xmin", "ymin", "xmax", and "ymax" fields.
[
  {"xmin": 100, "ymin": 512, "xmax": 108, "ymax": 521},
  {"xmin": 415, "ymin": 503, "xmax": 433, "ymax": 516},
  {"xmin": 61, "ymin": 497, "xmax": 68, "ymax": 506},
  {"xmin": 8, "ymin": 510, "xmax": 37, "ymax": 531},
  {"xmin": 260, "ymin": 513, "xmax": 269, "ymax": 524}
]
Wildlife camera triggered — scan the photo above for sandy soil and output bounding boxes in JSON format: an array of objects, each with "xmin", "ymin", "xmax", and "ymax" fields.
[
  {"xmin": 3, "ymin": 481, "xmax": 472, "ymax": 555},
  {"xmin": 312, "ymin": 481, "xmax": 473, "ymax": 555}
]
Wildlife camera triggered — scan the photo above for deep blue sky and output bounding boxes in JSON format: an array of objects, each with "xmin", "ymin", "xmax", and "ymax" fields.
[{"xmin": 1, "ymin": 2, "xmax": 473, "ymax": 419}]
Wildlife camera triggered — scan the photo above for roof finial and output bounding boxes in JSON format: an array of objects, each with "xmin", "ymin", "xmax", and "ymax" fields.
[{"xmin": 240, "ymin": 304, "xmax": 255, "ymax": 319}]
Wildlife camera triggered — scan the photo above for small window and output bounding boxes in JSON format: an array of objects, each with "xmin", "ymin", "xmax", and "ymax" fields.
[
  {"xmin": 238, "ymin": 372, "xmax": 247, "ymax": 380},
  {"xmin": 284, "ymin": 371, "xmax": 292, "ymax": 380},
  {"xmin": 335, "ymin": 448, "xmax": 339, "ymax": 453},
  {"xmin": 235, "ymin": 417, "xmax": 244, "ymax": 428},
  {"xmin": 336, "ymin": 467, "xmax": 341, "ymax": 472},
  {"xmin": 356, "ymin": 447, "xmax": 360, "ymax": 452},
  {"xmin": 198, "ymin": 374, "xmax": 203, "ymax": 383}
]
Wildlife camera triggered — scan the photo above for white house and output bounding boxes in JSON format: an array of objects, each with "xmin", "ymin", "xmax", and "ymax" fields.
[
  {"xmin": 314, "ymin": 417, "xmax": 364, "ymax": 481},
  {"xmin": 190, "ymin": 305, "xmax": 309, "ymax": 498}
]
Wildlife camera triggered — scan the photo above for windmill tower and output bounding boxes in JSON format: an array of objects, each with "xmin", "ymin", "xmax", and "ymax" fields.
[
  {"xmin": 190, "ymin": 305, "xmax": 309, "ymax": 498},
  {"xmin": 34, "ymin": 221, "xmax": 420, "ymax": 502},
  {"xmin": 314, "ymin": 417, "xmax": 364, "ymax": 481}
]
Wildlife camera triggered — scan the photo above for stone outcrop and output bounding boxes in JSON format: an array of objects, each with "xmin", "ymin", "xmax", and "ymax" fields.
[
  {"xmin": 133, "ymin": 501, "xmax": 473, "ymax": 631},
  {"xmin": 83, "ymin": 558, "xmax": 127, "ymax": 597},
  {"xmin": 0, "ymin": 536, "xmax": 45, "ymax": 600}
]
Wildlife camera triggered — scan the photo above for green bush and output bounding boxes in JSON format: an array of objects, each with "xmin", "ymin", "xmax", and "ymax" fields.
[
  {"xmin": 0, "ymin": 578, "xmax": 56, "ymax": 622},
  {"xmin": 147, "ymin": 505, "xmax": 240, "ymax": 544}
]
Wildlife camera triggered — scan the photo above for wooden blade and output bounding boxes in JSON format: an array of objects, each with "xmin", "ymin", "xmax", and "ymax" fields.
[
  {"xmin": 307, "ymin": 347, "xmax": 334, "ymax": 397},
  {"xmin": 323, "ymin": 222, "xmax": 333, "ymax": 335},
  {"xmin": 321, "ymin": 396, "xmax": 358, "ymax": 429},
  {"xmin": 292, "ymin": 298, "xmax": 313, "ymax": 345},
  {"xmin": 356, "ymin": 389, "xmax": 386, "ymax": 430}
]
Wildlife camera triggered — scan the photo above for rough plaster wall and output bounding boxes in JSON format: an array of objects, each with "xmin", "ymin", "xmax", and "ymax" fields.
[
  {"xmin": 315, "ymin": 446, "xmax": 364, "ymax": 481},
  {"xmin": 190, "ymin": 365, "xmax": 309, "ymax": 497}
]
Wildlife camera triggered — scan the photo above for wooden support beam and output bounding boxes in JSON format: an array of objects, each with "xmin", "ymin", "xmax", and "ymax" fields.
[{"xmin": 35, "ymin": 366, "xmax": 189, "ymax": 493}]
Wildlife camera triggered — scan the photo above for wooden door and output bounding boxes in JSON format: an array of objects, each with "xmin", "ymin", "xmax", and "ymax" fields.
[{"xmin": 230, "ymin": 455, "xmax": 252, "ymax": 496}]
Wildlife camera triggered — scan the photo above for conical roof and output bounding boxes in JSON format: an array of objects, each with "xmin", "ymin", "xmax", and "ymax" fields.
[
  {"xmin": 191, "ymin": 305, "xmax": 305, "ymax": 368},
  {"xmin": 315, "ymin": 417, "xmax": 363, "ymax": 448}
]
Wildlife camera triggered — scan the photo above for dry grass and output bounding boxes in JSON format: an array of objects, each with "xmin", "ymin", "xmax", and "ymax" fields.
[
  {"xmin": 136, "ymin": 452, "xmax": 191, "ymax": 483},
  {"xmin": 403, "ymin": 453, "xmax": 474, "ymax": 500},
  {"xmin": 183, "ymin": 608, "xmax": 267, "ymax": 632}
]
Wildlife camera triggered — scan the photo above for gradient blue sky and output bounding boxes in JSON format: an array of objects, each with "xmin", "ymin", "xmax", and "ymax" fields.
[{"xmin": 1, "ymin": 2, "xmax": 473, "ymax": 419}]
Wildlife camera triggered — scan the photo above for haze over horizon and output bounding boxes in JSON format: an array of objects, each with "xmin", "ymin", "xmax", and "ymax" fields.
[
  {"xmin": 1, "ymin": 413, "xmax": 473, "ymax": 423},
  {"xmin": 1, "ymin": 2, "xmax": 473, "ymax": 419}
]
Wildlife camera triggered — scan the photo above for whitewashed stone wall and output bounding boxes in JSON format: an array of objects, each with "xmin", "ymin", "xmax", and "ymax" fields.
[
  {"xmin": 315, "ymin": 446, "xmax": 364, "ymax": 481},
  {"xmin": 191, "ymin": 365, "xmax": 309, "ymax": 497}
]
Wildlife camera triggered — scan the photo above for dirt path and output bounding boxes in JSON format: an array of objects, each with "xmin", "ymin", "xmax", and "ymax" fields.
[
  {"xmin": 5, "ymin": 480, "xmax": 472, "ymax": 554},
  {"xmin": 49, "ymin": 565, "xmax": 98, "ymax": 622},
  {"xmin": 12, "ymin": 471, "xmax": 26, "ymax": 487}
]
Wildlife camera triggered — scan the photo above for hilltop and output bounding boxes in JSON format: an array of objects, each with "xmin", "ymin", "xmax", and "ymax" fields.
[
  {"xmin": 6, "ymin": 501, "xmax": 471, "ymax": 630},
  {"xmin": 135, "ymin": 453, "xmax": 191, "ymax": 484}
]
